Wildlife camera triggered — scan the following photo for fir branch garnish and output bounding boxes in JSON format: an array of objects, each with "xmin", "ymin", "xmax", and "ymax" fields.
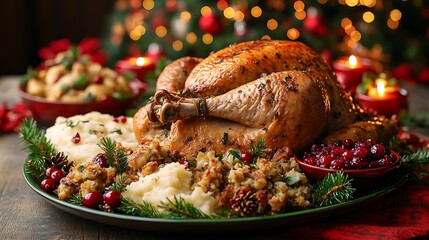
[
  {"xmin": 68, "ymin": 194, "xmax": 83, "ymax": 206},
  {"xmin": 400, "ymin": 148, "xmax": 429, "ymax": 165},
  {"xmin": 109, "ymin": 174, "xmax": 131, "ymax": 192},
  {"xmin": 312, "ymin": 172, "xmax": 356, "ymax": 207},
  {"xmin": 159, "ymin": 196, "xmax": 213, "ymax": 219},
  {"xmin": 98, "ymin": 137, "xmax": 127, "ymax": 173},
  {"xmin": 398, "ymin": 111, "xmax": 429, "ymax": 128},
  {"xmin": 19, "ymin": 118, "xmax": 58, "ymax": 180},
  {"xmin": 118, "ymin": 198, "xmax": 166, "ymax": 218}
]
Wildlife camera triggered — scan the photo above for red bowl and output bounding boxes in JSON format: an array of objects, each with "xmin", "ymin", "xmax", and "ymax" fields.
[
  {"xmin": 19, "ymin": 82, "xmax": 146, "ymax": 126},
  {"xmin": 296, "ymin": 151, "xmax": 401, "ymax": 189}
]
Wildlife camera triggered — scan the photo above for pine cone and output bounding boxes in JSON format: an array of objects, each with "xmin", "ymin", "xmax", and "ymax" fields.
[
  {"xmin": 230, "ymin": 186, "xmax": 259, "ymax": 217},
  {"xmin": 43, "ymin": 152, "xmax": 73, "ymax": 174}
]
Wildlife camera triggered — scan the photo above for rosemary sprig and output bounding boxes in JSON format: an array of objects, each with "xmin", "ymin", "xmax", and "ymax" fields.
[
  {"xmin": 98, "ymin": 137, "xmax": 127, "ymax": 173},
  {"xmin": 68, "ymin": 194, "xmax": 83, "ymax": 206},
  {"xmin": 250, "ymin": 138, "xmax": 266, "ymax": 158},
  {"xmin": 19, "ymin": 118, "xmax": 57, "ymax": 180},
  {"xmin": 159, "ymin": 196, "xmax": 214, "ymax": 219},
  {"xmin": 312, "ymin": 172, "xmax": 356, "ymax": 207}
]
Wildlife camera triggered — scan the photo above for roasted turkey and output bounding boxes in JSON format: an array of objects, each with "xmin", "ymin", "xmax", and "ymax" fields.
[{"xmin": 133, "ymin": 40, "xmax": 397, "ymax": 158}]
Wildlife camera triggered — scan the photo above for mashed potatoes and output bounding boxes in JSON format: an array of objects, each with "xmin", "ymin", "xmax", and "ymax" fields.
[
  {"xmin": 122, "ymin": 162, "xmax": 218, "ymax": 215},
  {"xmin": 45, "ymin": 111, "xmax": 138, "ymax": 166}
]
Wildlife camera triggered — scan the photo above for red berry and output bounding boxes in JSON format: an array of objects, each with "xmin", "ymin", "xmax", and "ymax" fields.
[
  {"xmin": 113, "ymin": 116, "xmax": 127, "ymax": 123},
  {"xmin": 50, "ymin": 169, "xmax": 65, "ymax": 183},
  {"xmin": 71, "ymin": 132, "xmax": 81, "ymax": 144},
  {"xmin": 241, "ymin": 151, "xmax": 254, "ymax": 164},
  {"xmin": 40, "ymin": 178, "xmax": 56, "ymax": 192},
  {"xmin": 93, "ymin": 153, "xmax": 109, "ymax": 168},
  {"xmin": 93, "ymin": 75, "xmax": 103, "ymax": 84},
  {"xmin": 370, "ymin": 144, "xmax": 386, "ymax": 158},
  {"xmin": 305, "ymin": 156, "xmax": 317, "ymax": 166},
  {"xmin": 45, "ymin": 167, "xmax": 57, "ymax": 179},
  {"xmin": 83, "ymin": 192, "xmax": 103, "ymax": 209},
  {"xmin": 319, "ymin": 155, "xmax": 333, "ymax": 167},
  {"xmin": 103, "ymin": 190, "xmax": 122, "ymax": 208}
]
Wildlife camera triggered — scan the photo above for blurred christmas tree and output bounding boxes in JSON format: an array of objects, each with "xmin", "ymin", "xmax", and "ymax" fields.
[{"xmin": 102, "ymin": 0, "xmax": 429, "ymax": 83}]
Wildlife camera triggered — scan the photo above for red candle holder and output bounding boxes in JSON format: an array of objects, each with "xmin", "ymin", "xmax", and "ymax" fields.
[
  {"xmin": 332, "ymin": 56, "xmax": 376, "ymax": 93},
  {"xmin": 115, "ymin": 56, "xmax": 155, "ymax": 81},
  {"xmin": 355, "ymin": 88, "xmax": 408, "ymax": 117}
]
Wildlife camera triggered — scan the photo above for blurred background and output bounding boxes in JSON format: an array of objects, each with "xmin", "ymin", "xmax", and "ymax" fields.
[{"xmin": 0, "ymin": 0, "xmax": 428, "ymax": 83}]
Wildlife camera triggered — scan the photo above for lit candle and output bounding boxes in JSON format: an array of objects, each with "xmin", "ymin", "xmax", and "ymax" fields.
[
  {"xmin": 355, "ymin": 75, "xmax": 408, "ymax": 117},
  {"xmin": 115, "ymin": 56, "xmax": 155, "ymax": 81},
  {"xmin": 332, "ymin": 55, "xmax": 376, "ymax": 93}
]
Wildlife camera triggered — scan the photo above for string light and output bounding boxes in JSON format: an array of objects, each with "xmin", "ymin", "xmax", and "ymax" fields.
[
  {"xmin": 294, "ymin": 1, "xmax": 305, "ymax": 11},
  {"xmin": 180, "ymin": 11, "xmax": 191, "ymax": 21},
  {"xmin": 295, "ymin": 10, "xmax": 306, "ymax": 20},
  {"xmin": 142, "ymin": 0, "xmax": 154, "ymax": 10},
  {"xmin": 172, "ymin": 40, "xmax": 183, "ymax": 51},
  {"xmin": 201, "ymin": 6, "xmax": 212, "ymax": 17},
  {"xmin": 186, "ymin": 32, "xmax": 198, "ymax": 44},
  {"xmin": 155, "ymin": 26, "xmax": 167, "ymax": 38},
  {"xmin": 267, "ymin": 19, "xmax": 278, "ymax": 30},
  {"xmin": 390, "ymin": 9, "xmax": 402, "ymax": 21},
  {"xmin": 261, "ymin": 35, "xmax": 271, "ymax": 40},
  {"xmin": 234, "ymin": 10, "xmax": 245, "ymax": 22},
  {"xmin": 216, "ymin": 0, "xmax": 228, "ymax": 11},
  {"xmin": 202, "ymin": 33, "xmax": 213, "ymax": 44},
  {"xmin": 251, "ymin": 6, "xmax": 262, "ymax": 18},
  {"xmin": 362, "ymin": 11, "xmax": 375, "ymax": 23},
  {"xmin": 345, "ymin": 0, "xmax": 358, "ymax": 7},
  {"xmin": 223, "ymin": 7, "xmax": 235, "ymax": 19},
  {"xmin": 287, "ymin": 28, "xmax": 300, "ymax": 40}
]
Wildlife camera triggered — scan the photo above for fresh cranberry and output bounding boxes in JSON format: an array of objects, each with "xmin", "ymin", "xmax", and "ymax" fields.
[
  {"xmin": 353, "ymin": 146, "xmax": 368, "ymax": 158},
  {"xmin": 83, "ymin": 192, "xmax": 103, "ymax": 209},
  {"xmin": 40, "ymin": 178, "xmax": 56, "ymax": 192},
  {"xmin": 330, "ymin": 147, "xmax": 345, "ymax": 157},
  {"xmin": 71, "ymin": 132, "xmax": 81, "ymax": 144},
  {"xmin": 103, "ymin": 190, "xmax": 122, "ymax": 208},
  {"xmin": 379, "ymin": 155, "xmax": 393, "ymax": 166},
  {"xmin": 50, "ymin": 169, "xmax": 65, "ymax": 183},
  {"xmin": 342, "ymin": 150, "xmax": 354, "ymax": 161},
  {"xmin": 319, "ymin": 155, "xmax": 333, "ymax": 167},
  {"xmin": 370, "ymin": 144, "xmax": 386, "ymax": 158},
  {"xmin": 93, "ymin": 75, "xmax": 103, "ymax": 84},
  {"xmin": 113, "ymin": 116, "xmax": 127, "ymax": 123},
  {"xmin": 179, "ymin": 157, "xmax": 189, "ymax": 168},
  {"xmin": 305, "ymin": 156, "xmax": 317, "ymax": 166},
  {"xmin": 241, "ymin": 151, "xmax": 254, "ymax": 164},
  {"xmin": 93, "ymin": 153, "xmax": 109, "ymax": 168},
  {"xmin": 331, "ymin": 158, "xmax": 345, "ymax": 169},
  {"xmin": 342, "ymin": 139, "xmax": 354, "ymax": 149},
  {"xmin": 45, "ymin": 167, "xmax": 57, "ymax": 179}
]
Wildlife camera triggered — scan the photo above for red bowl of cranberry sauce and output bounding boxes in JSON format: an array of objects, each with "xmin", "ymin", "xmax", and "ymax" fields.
[{"xmin": 295, "ymin": 138, "xmax": 401, "ymax": 189}]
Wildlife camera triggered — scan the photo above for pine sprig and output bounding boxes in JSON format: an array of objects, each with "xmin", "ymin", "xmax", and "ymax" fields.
[
  {"xmin": 312, "ymin": 172, "xmax": 356, "ymax": 207},
  {"xmin": 400, "ymin": 148, "xmax": 429, "ymax": 164},
  {"xmin": 98, "ymin": 137, "xmax": 127, "ymax": 173},
  {"xmin": 68, "ymin": 194, "xmax": 83, "ymax": 206},
  {"xmin": 109, "ymin": 174, "xmax": 131, "ymax": 192},
  {"xmin": 19, "ymin": 118, "xmax": 58, "ymax": 180},
  {"xmin": 159, "ymin": 196, "xmax": 213, "ymax": 219},
  {"xmin": 118, "ymin": 198, "xmax": 166, "ymax": 218}
]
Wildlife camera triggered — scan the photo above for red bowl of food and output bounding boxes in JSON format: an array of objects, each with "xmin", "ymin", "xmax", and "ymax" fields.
[
  {"xmin": 19, "ymin": 81, "xmax": 146, "ymax": 126},
  {"xmin": 295, "ymin": 139, "xmax": 401, "ymax": 189}
]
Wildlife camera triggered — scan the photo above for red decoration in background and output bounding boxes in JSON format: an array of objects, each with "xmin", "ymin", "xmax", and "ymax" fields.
[
  {"xmin": 37, "ymin": 37, "xmax": 106, "ymax": 67},
  {"xmin": 418, "ymin": 67, "xmax": 429, "ymax": 84},
  {"xmin": 0, "ymin": 102, "xmax": 32, "ymax": 133},
  {"xmin": 392, "ymin": 63, "xmax": 415, "ymax": 83},
  {"xmin": 199, "ymin": 14, "xmax": 222, "ymax": 35}
]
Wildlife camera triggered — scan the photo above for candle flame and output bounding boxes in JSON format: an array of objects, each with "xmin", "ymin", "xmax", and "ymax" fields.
[
  {"xmin": 376, "ymin": 79, "xmax": 386, "ymax": 97},
  {"xmin": 136, "ymin": 57, "xmax": 145, "ymax": 66},
  {"xmin": 348, "ymin": 55, "xmax": 357, "ymax": 68}
]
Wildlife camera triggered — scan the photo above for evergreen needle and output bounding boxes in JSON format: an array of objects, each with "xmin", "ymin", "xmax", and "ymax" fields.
[{"xmin": 312, "ymin": 172, "xmax": 356, "ymax": 207}]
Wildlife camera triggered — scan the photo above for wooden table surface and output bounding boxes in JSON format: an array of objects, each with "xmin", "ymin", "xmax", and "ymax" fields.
[{"xmin": 1, "ymin": 75, "xmax": 428, "ymax": 239}]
